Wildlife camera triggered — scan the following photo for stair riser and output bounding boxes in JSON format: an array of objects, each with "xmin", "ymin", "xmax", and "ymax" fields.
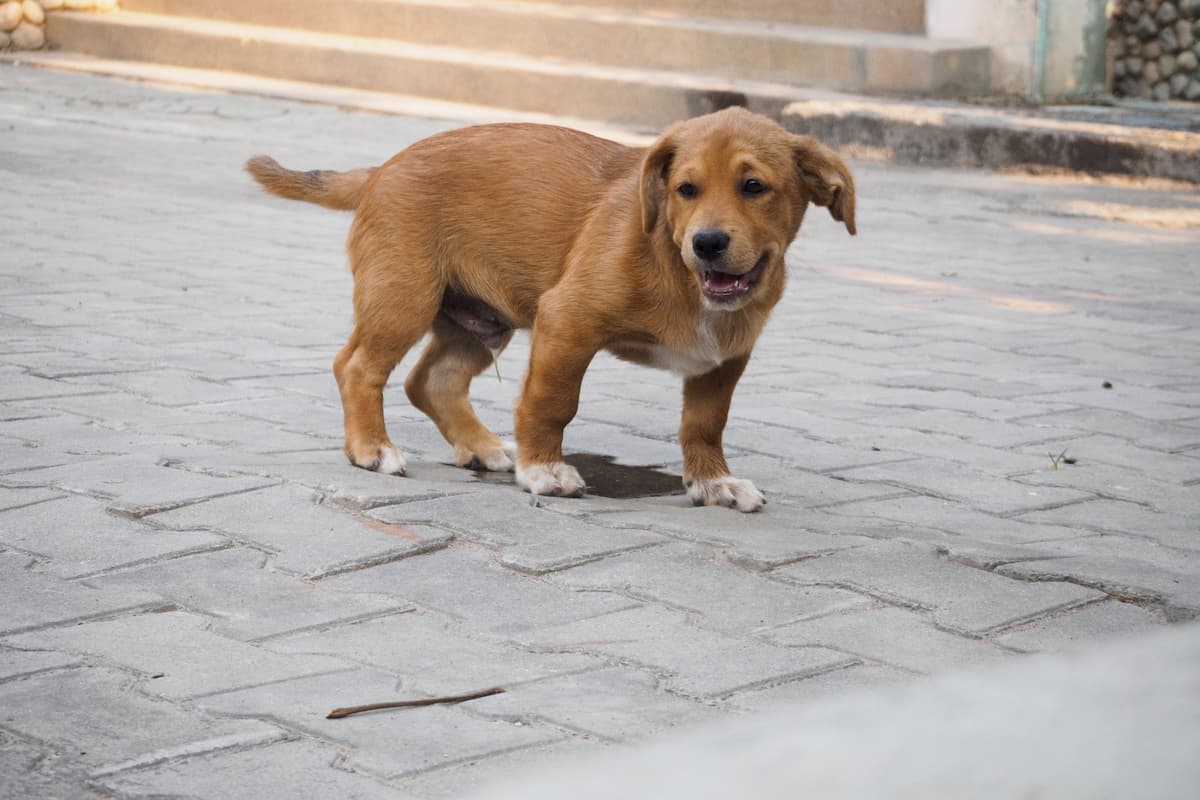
[
  {"xmin": 47, "ymin": 14, "xmax": 785, "ymax": 129},
  {"xmin": 104, "ymin": 0, "xmax": 987, "ymax": 95},
  {"xmin": 122, "ymin": 0, "xmax": 928, "ymax": 35}
]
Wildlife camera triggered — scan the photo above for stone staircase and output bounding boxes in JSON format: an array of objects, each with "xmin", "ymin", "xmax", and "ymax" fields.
[{"xmin": 46, "ymin": 0, "xmax": 991, "ymax": 129}]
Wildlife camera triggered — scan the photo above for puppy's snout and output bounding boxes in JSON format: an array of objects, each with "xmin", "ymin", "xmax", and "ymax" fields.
[{"xmin": 692, "ymin": 230, "xmax": 730, "ymax": 262}]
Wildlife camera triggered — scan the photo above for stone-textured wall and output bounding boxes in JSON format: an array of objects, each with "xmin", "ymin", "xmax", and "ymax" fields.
[
  {"xmin": 1111, "ymin": 0, "xmax": 1200, "ymax": 100},
  {"xmin": 1, "ymin": 0, "xmax": 116, "ymax": 51}
]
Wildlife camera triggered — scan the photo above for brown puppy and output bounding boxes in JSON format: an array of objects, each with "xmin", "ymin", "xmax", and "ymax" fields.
[{"xmin": 246, "ymin": 107, "xmax": 855, "ymax": 512}]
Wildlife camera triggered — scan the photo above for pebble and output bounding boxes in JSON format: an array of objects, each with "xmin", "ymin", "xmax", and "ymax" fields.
[
  {"xmin": 21, "ymin": 0, "xmax": 42, "ymax": 25},
  {"xmin": 1113, "ymin": 0, "xmax": 1199, "ymax": 100},
  {"xmin": 10, "ymin": 19, "xmax": 43, "ymax": 49},
  {"xmin": 0, "ymin": 0, "xmax": 22, "ymax": 32}
]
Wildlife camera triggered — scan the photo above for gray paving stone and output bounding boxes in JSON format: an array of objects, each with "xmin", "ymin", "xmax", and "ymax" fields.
[
  {"xmin": 765, "ymin": 606, "xmax": 1012, "ymax": 673},
  {"xmin": 396, "ymin": 739, "xmax": 600, "ymax": 800},
  {"xmin": 98, "ymin": 739, "xmax": 417, "ymax": 800},
  {"xmin": 725, "ymin": 454, "xmax": 910, "ymax": 507},
  {"xmin": 1013, "ymin": 461, "xmax": 1198, "ymax": 516},
  {"xmin": 995, "ymin": 538, "xmax": 1200, "ymax": 616},
  {"xmin": 831, "ymin": 457, "xmax": 1094, "ymax": 515},
  {"xmin": 843, "ymin": 427, "xmax": 1058, "ymax": 476},
  {"xmin": 1018, "ymin": 384, "xmax": 1200, "ymax": 422},
  {"xmin": 269, "ymin": 612, "xmax": 600, "ymax": 695},
  {"xmin": 0, "ymin": 487, "xmax": 64, "ymax": 512},
  {"xmin": 548, "ymin": 497, "xmax": 885, "ymax": 569},
  {"xmin": 1013, "ymin": 408, "xmax": 1200, "ymax": 452},
  {"xmin": 721, "ymin": 421, "xmax": 911, "ymax": 471},
  {"xmin": 774, "ymin": 540, "xmax": 1103, "ymax": 635},
  {"xmin": 0, "ymin": 667, "xmax": 285, "ymax": 776},
  {"xmin": 197, "ymin": 669, "xmax": 560, "ymax": 779},
  {"xmin": 728, "ymin": 664, "xmax": 915, "ymax": 713},
  {"xmin": 62, "ymin": 367, "xmax": 283, "ymax": 409},
  {"xmin": 5, "ymin": 610, "xmax": 350, "ymax": 700},
  {"xmin": 1015, "ymin": 497, "xmax": 1199, "ymax": 552},
  {"xmin": 89, "ymin": 547, "xmax": 412, "ymax": 641},
  {"xmin": 1015, "ymin": 433, "xmax": 1200, "ymax": 485},
  {"xmin": 0, "ymin": 454, "xmax": 276, "ymax": 517},
  {"xmin": 824, "ymin": 494, "xmax": 1085, "ymax": 545},
  {"xmin": 0, "ymin": 645, "xmax": 83, "ymax": 682},
  {"xmin": 0, "ymin": 368, "xmax": 104, "ymax": 402},
  {"xmin": 147, "ymin": 484, "xmax": 452, "ymax": 578},
  {"xmin": 323, "ymin": 547, "xmax": 636, "ymax": 634},
  {"xmin": 470, "ymin": 666, "xmax": 726, "ymax": 739},
  {"xmin": 0, "ymin": 732, "xmax": 95, "ymax": 800},
  {"xmin": 853, "ymin": 407, "xmax": 1084, "ymax": 450},
  {"xmin": 514, "ymin": 606, "xmax": 856, "ymax": 698},
  {"xmin": 995, "ymin": 600, "xmax": 1165, "ymax": 653},
  {"xmin": 158, "ymin": 416, "xmax": 341, "ymax": 454},
  {"xmin": 237, "ymin": 459, "xmax": 485, "ymax": 508},
  {"xmin": 0, "ymin": 495, "xmax": 227, "ymax": 579},
  {"xmin": 370, "ymin": 492, "xmax": 666, "ymax": 574},
  {"xmin": 0, "ymin": 550, "xmax": 163, "ymax": 636},
  {"xmin": 0, "ymin": 412, "xmax": 192, "ymax": 465},
  {"xmin": 551, "ymin": 543, "xmax": 870, "ymax": 633}
]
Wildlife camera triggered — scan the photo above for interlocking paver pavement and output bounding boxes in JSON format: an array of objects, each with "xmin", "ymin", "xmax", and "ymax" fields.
[{"xmin": 1, "ymin": 64, "xmax": 1198, "ymax": 797}]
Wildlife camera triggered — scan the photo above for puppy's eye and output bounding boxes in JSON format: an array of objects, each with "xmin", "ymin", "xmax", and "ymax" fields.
[
  {"xmin": 677, "ymin": 182, "xmax": 698, "ymax": 198},
  {"xmin": 742, "ymin": 179, "xmax": 767, "ymax": 196}
]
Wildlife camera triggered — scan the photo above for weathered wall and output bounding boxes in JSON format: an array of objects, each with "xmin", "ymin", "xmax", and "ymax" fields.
[
  {"xmin": 926, "ymin": 0, "xmax": 1110, "ymax": 101},
  {"xmin": 926, "ymin": 0, "xmax": 1041, "ymax": 95}
]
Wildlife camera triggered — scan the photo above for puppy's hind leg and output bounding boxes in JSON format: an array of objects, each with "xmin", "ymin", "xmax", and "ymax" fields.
[
  {"xmin": 405, "ymin": 315, "xmax": 515, "ymax": 472},
  {"xmin": 333, "ymin": 278, "xmax": 439, "ymax": 476}
]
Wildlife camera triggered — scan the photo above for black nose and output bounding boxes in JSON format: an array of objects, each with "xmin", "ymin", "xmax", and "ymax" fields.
[{"xmin": 692, "ymin": 230, "xmax": 730, "ymax": 261}]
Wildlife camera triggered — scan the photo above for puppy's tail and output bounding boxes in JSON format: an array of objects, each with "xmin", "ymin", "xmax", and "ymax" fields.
[{"xmin": 244, "ymin": 155, "xmax": 376, "ymax": 211}]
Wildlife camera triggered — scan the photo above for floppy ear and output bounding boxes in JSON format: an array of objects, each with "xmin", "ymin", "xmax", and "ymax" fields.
[
  {"xmin": 640, "ymin": 131, "xmax": 677, "ymax": 235},
  {"xmin": 792, "ymin": 135, "xmax": 856, "ymax": 235}
]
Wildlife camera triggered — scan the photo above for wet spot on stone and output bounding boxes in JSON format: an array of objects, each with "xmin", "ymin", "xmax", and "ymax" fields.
[{"xmin": 565, "ymin": 453, "xmax": 683, "ymax": 499}]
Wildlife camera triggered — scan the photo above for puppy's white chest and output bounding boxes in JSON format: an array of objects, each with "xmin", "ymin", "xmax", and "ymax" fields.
[
  {"xmin": 649, "ymin": 320, "xmax": 725, "ymax": 377},
  {"xmin": 648, "ymin": 344, "xmax": 724, "ymax": 377}
]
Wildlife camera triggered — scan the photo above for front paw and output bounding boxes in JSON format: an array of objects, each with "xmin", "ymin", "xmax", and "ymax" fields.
[
  {"xmin": 686, "ymin": 475, "xmax": 765, "ymax": 512},
  {"xmin": 516, "ymin": 461, "xmax": 586, "ymax": 498}
]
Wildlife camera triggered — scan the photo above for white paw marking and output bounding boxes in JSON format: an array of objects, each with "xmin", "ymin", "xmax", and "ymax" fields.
[
  {"xmin": 376, "ymin": 445, "xmax": 407, "ymax": 476},
  {"xmin": 516, "ymin": 461, "xmax": 586, "ymax": 498},
  {"xmin": 456, "ymin": 440, "xmax": 516, "ymax": 472},
  {"xmin": 687, "ymin": 475, "xmax": 765, "ymax": 512}
]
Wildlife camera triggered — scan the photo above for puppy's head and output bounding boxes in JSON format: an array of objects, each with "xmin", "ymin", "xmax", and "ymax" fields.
[{"xmin": 640, "ymin": 108, "xmax": 855, "ymax": 311}]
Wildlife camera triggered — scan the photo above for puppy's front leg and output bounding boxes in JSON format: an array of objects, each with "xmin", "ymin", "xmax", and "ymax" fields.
[
  {"xmin": 680, "ymin": 355, "xmax": 764, "ymax": 512},
  {"xmin": 514, "ymin": 313, "xmax": 599, "ymax": 498}
]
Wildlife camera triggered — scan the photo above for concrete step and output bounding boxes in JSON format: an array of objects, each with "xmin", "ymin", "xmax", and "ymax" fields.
[
  {"xmin": 12, "ymin": 49, "xmax": 1196, "ymax": 185},
  {"xmin": 61, "ymin": 2, "xmax": 989, "ymax": 103},
  {"xmin": 122, "ymin": 0, "xmax": 928, "ymax": 35},
  {"xmin": 782, "ymin": 97, "xmax": 1200, "ymax": 185},
  {"xmin": 45, "ymin": 11, "xmax": 836, "ymax": 129},
  {"xmin": 118, "ymin": 0, "xmax": 984, "ymax": 96}
]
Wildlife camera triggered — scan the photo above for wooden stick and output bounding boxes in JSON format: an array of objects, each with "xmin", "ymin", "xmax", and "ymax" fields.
[{"xmin": 326, "ymin": 686, "xmax": 506, "ymax": 719}]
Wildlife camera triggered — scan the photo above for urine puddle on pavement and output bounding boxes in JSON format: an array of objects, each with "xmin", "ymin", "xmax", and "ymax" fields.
[{"xmin": 473, "ymin": 452, "xmax": 684, "ymax": 499}]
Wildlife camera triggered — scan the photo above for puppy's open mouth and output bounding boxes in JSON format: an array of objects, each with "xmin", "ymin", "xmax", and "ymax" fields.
[{"xmin": 701, "ymin": 253, "xmax": 769, "ymax": 303}]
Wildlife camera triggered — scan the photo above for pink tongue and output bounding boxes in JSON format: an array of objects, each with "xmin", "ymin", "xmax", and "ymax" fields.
[{"xmin": 706, "ymin": 271, "xmax": 738, "ymax": 289}]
